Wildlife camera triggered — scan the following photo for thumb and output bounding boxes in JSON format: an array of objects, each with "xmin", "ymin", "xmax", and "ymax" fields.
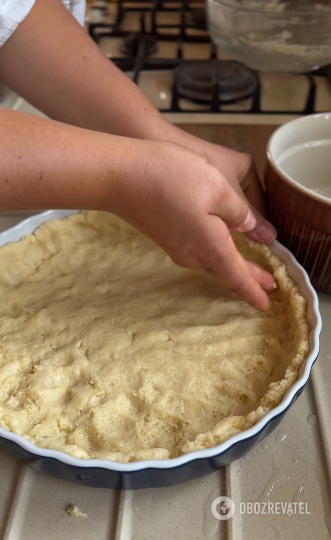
[
  {"xmin": 213, "ymin": 174, "xmax": 258, "ymax": 232},
  {"xmin": 214, "ymin": 175, "xmax": 276, "ymax": 243}
]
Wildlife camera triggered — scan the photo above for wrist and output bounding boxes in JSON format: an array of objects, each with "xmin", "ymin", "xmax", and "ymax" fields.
[
  {"xmin": 101, "ymin": 137, "xmax": 151, "ymax": 217},
  {"xmin": 146, "ymin": 119, "xmax": 211, "ymax": 160}
]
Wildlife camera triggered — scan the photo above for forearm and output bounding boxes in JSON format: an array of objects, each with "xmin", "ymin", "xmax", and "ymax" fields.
[
  {"xmin": 0, "ymin": 109, "xmax": 133, "ymax": 211},
  {"xmin": 0, "ymin": 109, "xmax": 275, "ymax": 310},
  {"xmin": 0, "ymin": 0, "xmax": 270, "ymax": 230},
  {"xmin": 0, "ymin": 0, "xmax": 238, "ymax": 160},
  {"xmin": 0, "ymin": 0, "xmax": 166, "ymax": 139}
]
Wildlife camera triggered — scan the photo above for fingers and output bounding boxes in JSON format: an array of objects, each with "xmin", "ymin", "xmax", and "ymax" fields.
[
  {"xmin": 237, "ymin": 158, "xmax": 277, "ymax": 244},
  {"xmin": 196, "ymin": 217, "xmax": 271, "ymax": 311},
  {"xmin": 238, "ymin": 161, "xmax": 277, "ymax": 243},
  {"xmin": 246, "ymin": 261, "xmax": 275, "ymax": 291},
  {"xmin": 214, "ymin": 169, "xmax": 277, "ymax": 245},
  {"xmin": 246, "ymin": 210, "xmax": 277, "ymax": 244}
]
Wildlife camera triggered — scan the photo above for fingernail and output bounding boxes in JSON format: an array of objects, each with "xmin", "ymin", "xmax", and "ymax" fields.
[
  {"xmin": 254, "ymin": 223, "xmax": 277, "ymax": 243},
  {"xmin": 240, "ymin": 211, "xmax": 257, "ymax": 232}
]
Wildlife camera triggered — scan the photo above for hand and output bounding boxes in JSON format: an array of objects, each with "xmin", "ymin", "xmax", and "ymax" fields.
[
  {"xmin": 110, "ymin": 139, "xmax": 275, "ymax": 311},
  {"xmin": 161, "ymin": 128, "xmax": 277, "ymax": 244},
  {"xmin": 187, "ymin": 140, "xmax": 276, "ymax": 243}
]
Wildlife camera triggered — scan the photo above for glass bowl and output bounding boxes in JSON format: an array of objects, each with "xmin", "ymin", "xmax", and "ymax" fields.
[{"xmin": 207, "ymin": 0, "xmax": 331, "ymax": 72}]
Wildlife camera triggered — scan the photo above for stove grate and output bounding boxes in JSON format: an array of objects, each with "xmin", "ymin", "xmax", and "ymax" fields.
[{"xmin": 88, "ymin": 0, "xmax": 331, "ymax": 115}]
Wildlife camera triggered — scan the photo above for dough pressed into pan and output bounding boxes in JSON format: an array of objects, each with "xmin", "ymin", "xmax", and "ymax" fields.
[{"xmin": 0, "ymin": 211, "xmax": 309, "ymax": 461}]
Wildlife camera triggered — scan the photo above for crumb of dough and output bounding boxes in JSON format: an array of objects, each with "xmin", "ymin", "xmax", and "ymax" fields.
[
  {"xmin": 66, "ymin": 505, "xmax": 87, "ymax": 518},
  {"xmin": 0, "ymin": 211, "xmax": 309, "ymax": 462}
]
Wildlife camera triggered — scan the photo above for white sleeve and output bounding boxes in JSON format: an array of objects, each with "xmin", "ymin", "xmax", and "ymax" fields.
[
  {"xmin": 62, "ymin": 0, "xmax": 86, "ymax": 27},
  {"xmin": 0, "ymin": 0, "xmax": 85, "ymax": 49},
  {"xmin": 0, "ymin": 0, "xmax": 36, "ymax": 48}
]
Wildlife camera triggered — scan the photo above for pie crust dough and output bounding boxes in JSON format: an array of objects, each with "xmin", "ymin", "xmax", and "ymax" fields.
[
  {"xmin": 0, "ymin": 211, "xmax": 309, "ymax": 462},
  {"xmin": 66, "ymin": 505, "xmax": 87, "ymax": 518}
]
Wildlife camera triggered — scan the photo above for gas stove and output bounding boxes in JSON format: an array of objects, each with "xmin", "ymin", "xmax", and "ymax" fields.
[{"xmin": 86, "ymin": 0, "xmax": 331, "ymax": 121}]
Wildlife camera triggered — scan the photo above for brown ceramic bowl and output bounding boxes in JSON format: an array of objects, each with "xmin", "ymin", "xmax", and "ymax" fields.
[{"xmin": 265, "ymin": 113, "xmax": 331, "ymax": 293}]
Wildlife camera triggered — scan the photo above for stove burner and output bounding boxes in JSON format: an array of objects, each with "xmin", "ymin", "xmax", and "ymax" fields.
[
  {"xmin": 120, "ymin": 33, "xmax": 157, "ymax": 57},
  {"xmin": 173, "ymin": 60, "xmax": 259, "ymax": 104},
  {"xmin": 184, "ymin": 9, "xmax": 207, "ymax": 30}
]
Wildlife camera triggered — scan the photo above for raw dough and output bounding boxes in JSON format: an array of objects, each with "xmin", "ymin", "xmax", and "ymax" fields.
[
  {"xmin": 0, "ymin": 211, "xmax": 309, "ymax": 461},
  {"xmin": 66, "ymin": 505, "xmax": 87, "ymax": 518}
]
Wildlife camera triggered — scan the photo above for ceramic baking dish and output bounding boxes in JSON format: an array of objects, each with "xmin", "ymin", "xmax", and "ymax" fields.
[
  {"xmin": 265, "ymin": 112, "xmax": 331, "ymax": 293},
  {"xmin": 0, "ymin": 210, "xmax": 322, "ymax": 489}
]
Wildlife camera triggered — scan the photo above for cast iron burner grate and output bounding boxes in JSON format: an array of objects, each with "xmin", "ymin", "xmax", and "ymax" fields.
[
  {"xmin": 183, "ymin": 9, "xmax": 207, "ymax": 31},
  {"xmin": 174, "ymin": 60, "xmax": 258, "ymax": 103},
  {"xmin": 120, "ymin": 33, "xmax": 158, "ymax": 57},
  {"xmin": 89, "ymin": 0, "xmax": 331, "ymax": 115}
]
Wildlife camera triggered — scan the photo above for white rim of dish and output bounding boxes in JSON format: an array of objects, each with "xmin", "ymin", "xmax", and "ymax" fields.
[
  {"xmin": 0, "ymin": 210, "xmax": 322, "ymax": 472},
  {"xmin": 267, "ymin": 112, "xmax": 331, "ymax": 207}
]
